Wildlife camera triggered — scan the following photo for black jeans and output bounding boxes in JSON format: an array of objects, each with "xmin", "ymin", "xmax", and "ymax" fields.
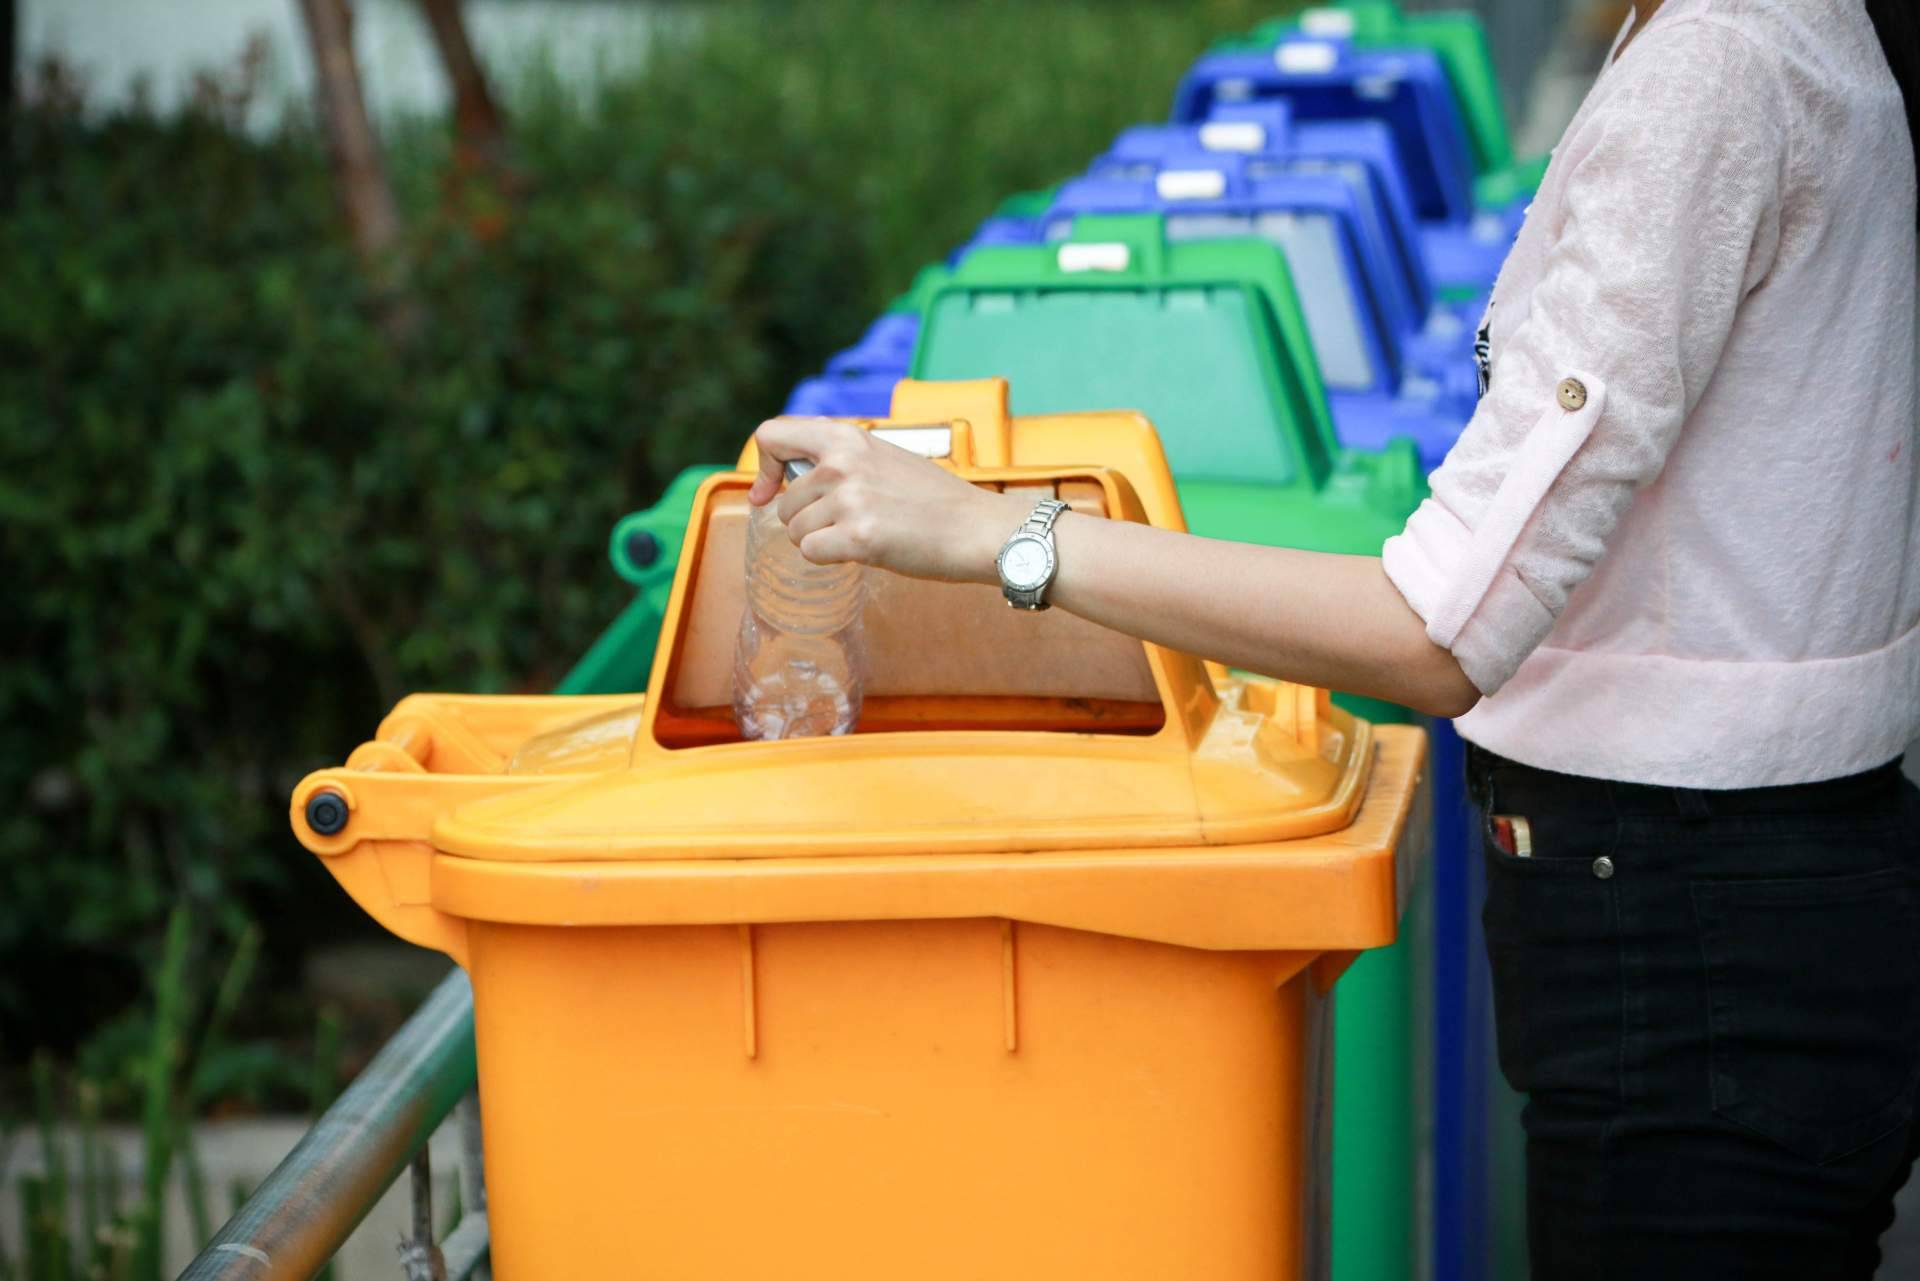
[{"xmin": 1469, "ymin": 745, "xmax": 1920, "ymax": 1280}]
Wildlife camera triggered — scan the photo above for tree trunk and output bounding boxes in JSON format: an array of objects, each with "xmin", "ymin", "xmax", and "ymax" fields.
[
  {"xmin": 416, "ymin": 0, "xmax": 506, "ymax": 165},
  {"xmin": 296, "ymin": 0, "xmax": 406, "ymax": 291},
  {"xmin": 2, "ymin": 0, "xmax": 16, "ymax": 211}
]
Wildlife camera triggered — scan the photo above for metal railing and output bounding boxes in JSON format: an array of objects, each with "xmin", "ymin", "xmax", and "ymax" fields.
[{"xmin": 177, "ymin": 972, "xmax": 484, "ymax": 1281}]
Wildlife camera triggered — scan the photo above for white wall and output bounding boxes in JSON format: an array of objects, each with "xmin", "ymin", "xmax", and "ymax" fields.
[{"xmin": 20, "ymin": 0, "xmax": 683, "ymax": 127}]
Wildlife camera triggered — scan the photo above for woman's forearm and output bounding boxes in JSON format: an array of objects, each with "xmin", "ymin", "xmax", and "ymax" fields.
[
  {"xmin": 750, "ymin": 418, "xmax": 1480, "ymax": 720},
  {"xmin": 959, "ymin": 491, "xmax": 1480, "ymax": 718}
]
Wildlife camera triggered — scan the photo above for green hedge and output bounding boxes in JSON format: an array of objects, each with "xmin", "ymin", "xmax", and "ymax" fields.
[{"xmin": 0, "ymin": 0, "xmax": 1277, "ymax": 1101}]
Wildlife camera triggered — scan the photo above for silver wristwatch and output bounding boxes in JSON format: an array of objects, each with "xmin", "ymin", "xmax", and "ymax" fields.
[{"xmin": 997, "ymin": 498, "xmax": 1070, "ymax": 611}]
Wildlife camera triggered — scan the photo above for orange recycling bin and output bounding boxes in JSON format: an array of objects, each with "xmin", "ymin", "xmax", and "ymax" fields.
[{"xmin": 291, "ymin": 378, "xmax": 1428, "ymax": 1281}]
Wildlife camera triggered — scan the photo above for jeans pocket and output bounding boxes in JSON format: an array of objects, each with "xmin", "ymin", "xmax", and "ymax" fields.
[
  {"xmin": 1693, "ymin": 866, "xmax": 1920, "ymax": 1164},
  {"xmin": 1483, "ymin": 830, "xmax": 1623, "ymax": 1099}
]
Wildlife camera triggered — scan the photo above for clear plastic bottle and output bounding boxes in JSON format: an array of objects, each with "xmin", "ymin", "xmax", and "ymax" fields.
[{"xmin": 731, "ymin": 493, "xmax": 868, "ymax": 740}]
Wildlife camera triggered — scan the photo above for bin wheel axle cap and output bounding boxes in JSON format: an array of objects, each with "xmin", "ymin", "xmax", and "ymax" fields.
[{"xmin": 306, "ymin": 789, "xmax": 351, "ymax": 837}]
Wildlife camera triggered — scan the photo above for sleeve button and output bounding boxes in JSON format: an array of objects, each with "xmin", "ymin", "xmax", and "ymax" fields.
[{"xmin": 1557, "ymin": 377, "xmax": 1588, "ymax": 411}]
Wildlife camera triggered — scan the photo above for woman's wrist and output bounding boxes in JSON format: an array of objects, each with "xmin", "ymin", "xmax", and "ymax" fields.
[{"xmin": 958, "ymin": 489, "xmax": 1036, "ymax": 586}]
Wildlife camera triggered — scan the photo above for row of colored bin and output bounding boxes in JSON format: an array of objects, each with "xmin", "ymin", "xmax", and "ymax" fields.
[{"xmin": 549, "ymin": 5, "xmax": 1541, "ymax": 1280}]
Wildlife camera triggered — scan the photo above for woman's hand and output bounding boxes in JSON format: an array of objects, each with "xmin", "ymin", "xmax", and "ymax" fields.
[{"xmin": 747, "ymin": 416, "xmax": 1028, "ymax": 583}]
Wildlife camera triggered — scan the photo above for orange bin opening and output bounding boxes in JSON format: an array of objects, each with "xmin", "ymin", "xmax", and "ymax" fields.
[{"xmin": 648, "ymin": 477, "xmax": 1168, "ymax": 749}]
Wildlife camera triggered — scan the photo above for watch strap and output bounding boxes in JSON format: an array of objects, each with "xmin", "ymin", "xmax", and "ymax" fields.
[
  {"xmin": 1022, "ymin": 498, "xmax": 1069, "ymax": 537},
  {"xmin": 1000, "ymin": 498, "xmax": 1071, "ymax": 611}
]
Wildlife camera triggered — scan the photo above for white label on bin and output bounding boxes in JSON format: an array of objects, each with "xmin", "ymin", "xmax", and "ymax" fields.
[
  {"xmin": 1276, "ymin": 42, "xmax": 1339, "ymax": 74},
  {"xmin": 1199, "ymin": 121, "xmax": 1267, "ymax": 153},
  {"xmin": 1301, "ymin": 9, "xmax": 1356, "ymax": 38},
  {"xmin": 1057, "ymin": 242, "xmax": 1131, "ymax": 273},
  {"xmin": 1156, "ymin": 169, "xmax": 1227, "ymax": 201},
  {"xmin": 871, "ymin": 424, "xmax": 953, "ymax": 459}
]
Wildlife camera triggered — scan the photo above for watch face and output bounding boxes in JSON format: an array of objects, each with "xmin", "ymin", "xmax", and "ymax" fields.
[{"xmin": 1001, "ymin": 535, "xmax": 1052, "ymax": 591}]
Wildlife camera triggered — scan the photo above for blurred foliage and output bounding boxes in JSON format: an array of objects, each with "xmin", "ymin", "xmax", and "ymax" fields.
[{"xmin": 0, "ymin": 0, "xmax": 1278, "ymax": 1120}]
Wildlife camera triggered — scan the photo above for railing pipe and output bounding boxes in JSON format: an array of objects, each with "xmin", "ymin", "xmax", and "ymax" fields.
[{"xmin": 177, "ymin": 971, "xmax": 477, "ymax": 1281}]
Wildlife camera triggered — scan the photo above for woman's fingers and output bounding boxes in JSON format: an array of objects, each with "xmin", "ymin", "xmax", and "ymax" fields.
[
  {"xmin": 774, "ymin": 463, "xmax": 834, "ymax": 525},
  {"xmin": 748, "ymin": 416, "xmax": 849, "ymax": 506},
  {"xmin": 783, "ymin": 488, "xmax": 843, "ymax": 554},
  {"xmin": 796, "ymin": 524, "xmax": 864, "ymax": 567},
  {"xmin": 747, "ymin": 416, "xmax": 1001, "ymax": 578}
]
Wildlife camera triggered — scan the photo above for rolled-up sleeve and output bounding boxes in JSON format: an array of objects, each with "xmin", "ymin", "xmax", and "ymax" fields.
[{"xmin": 1382, "ymin": 19, "xmax": 1787, "ymax": 695}]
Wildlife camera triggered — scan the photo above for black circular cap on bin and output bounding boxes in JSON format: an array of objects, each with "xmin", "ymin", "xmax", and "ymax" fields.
[
  {"xmin": 624, "ymin": 528, "xmax": 662, "ymax": 569},
  {"xmin": 306, "ymin": 791, "xmax": 350, "ymax": 836}
]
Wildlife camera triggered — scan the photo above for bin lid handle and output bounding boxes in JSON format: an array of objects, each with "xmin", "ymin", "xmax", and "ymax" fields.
[
  {"xmin": 1275, "ymin": 41, "xmax": 1339, "ymax": 74},
  {"xmin": 1156, "ymin": 169, "xmax": 1229, "ymax": 201},
  {"xmin": 1199, "ymin": 121, "xmax": 1267, "ymax": 153},
  {"xmin": 1058, "ymin": 242, "xmax": 1132, "ymax": 273}
]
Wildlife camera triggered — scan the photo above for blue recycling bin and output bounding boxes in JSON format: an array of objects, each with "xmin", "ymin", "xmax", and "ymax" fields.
[
  {"xmin": 1098, "ymin": 103, "xmax": 1429, "ymax": 333},
  {"xmin": 946, "ymin": 212, "xmax": 1045, "ymax": 267},
  {"xmin": 1173, "ymin": 38, "xmax": 1473, "ymax": 219},
  {"xmin": 1172, "ymin": 38, "xmax": 1520, "ymax": 300},
  {"xmin": 1042, "ymin": 158, "xmax": 1469, "ymax": 469},
  {"xmin": 785, "ymin": 216, "xmax": 1046, "ymax": 419},
  {"xmin": 1095, "ymin": 100, "xmax": 1490, "ymax": 379},
  {"xmin": 823, "ymin": 313, "xmax": 920, "ymax": 379},
  {"xmin": 782, "ymin": 370, "xmax": 898, "ymax": 417}
]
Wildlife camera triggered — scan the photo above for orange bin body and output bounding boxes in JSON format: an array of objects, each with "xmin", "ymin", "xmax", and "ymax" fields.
[{"xmin": 292, "ymin": 379, "xmax": 1428, "ymax": 1280}]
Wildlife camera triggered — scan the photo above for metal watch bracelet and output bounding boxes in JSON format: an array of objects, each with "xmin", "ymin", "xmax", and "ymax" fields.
[{"xmin": 999, "ymin": 498, "xmax": 1070, "ymax": 611}]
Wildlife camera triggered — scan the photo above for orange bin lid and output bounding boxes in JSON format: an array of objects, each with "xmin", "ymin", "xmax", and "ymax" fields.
[{"xmin": 289, "ymin": 379, "xmax": 1428, "ymax": 963}]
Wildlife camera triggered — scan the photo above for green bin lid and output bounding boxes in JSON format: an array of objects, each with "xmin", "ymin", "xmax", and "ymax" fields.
[
  {"xmin": 911, "ymin": 213, "xmax": 1337, "ymax": 492},
  {"xmin": 886, "ymin": 262, "xmax": 953, "ymax": 317},
  {"xmin": 994, "ymin": 184, "xmax": 1064, "ymax": 221}
]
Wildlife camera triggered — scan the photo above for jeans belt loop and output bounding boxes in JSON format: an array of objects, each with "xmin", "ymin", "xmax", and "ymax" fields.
[
  {"xmin": 1465, "ymin": 742, "xmax": 1497, "ymax": 810},
  {"xmin": 1674, "ymin": 787, "xmax": 1714, "ymax": 821}
]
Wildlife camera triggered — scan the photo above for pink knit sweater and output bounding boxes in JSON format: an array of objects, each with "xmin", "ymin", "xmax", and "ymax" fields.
[{"xmin": 1382, "ymin": 0, "xmax": 1920, "ymax": 788}]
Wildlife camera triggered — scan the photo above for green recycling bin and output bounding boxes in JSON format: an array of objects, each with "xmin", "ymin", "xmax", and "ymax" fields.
[
  {"xmin": 885, "ymin": 262, "xmax": 953, "ymax": 317},
  {"xmin": 911, "ymin": 211, "xmax": 1430, "ymax": 1281},
  {"xmin": 991, "ymin": 183, "xmax": 1063, "ymax": 221},
  {"xmin": 557, "ymin": 465, "xmax": 726, "ymax": 695},
  {"xmin": 578, "ymin": 212, "xmax": 1438, "ymax": 1281}
]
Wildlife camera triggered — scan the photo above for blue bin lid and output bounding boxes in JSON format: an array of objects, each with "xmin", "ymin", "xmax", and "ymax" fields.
[
  {"xmin": 1092, "ymin": 106, "xmax": 1433, "ymax": 326},
  {"xmin": 1106, "ymin": 99, "xmax": 1295, "ymax": 165},
  {"xmin": 1327, "ymin": 386, "xmax": 1467, "ymax": 474},
  {"xmin": 1282, "ymin": 118, "xmax": 1434, "ymax": 316},
  {"xmin": 1042, "ymin": 159, "xmax": 1405, "ymax": 400},
  {"xmin": 1091, "ymin": 123, "xmax": 1432, "ymax": 346},
  {"xmin": 1416, "ymin": 209, "xmax": 1524, "ymax": 299},
  {"xmin": 1170, "ymin": 38, "xmax": 1476, "ymax": 226},
  {"xmin": 782, "ymin": 371, "xmax": 901, "ymax": 419},
  {"xmin": 946, "ymin": 214, "xmax": 1045, "ymax": 268},
  {"xmin": 824, "ymin": 313, "xmax": 920, "ymax": 378}
]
